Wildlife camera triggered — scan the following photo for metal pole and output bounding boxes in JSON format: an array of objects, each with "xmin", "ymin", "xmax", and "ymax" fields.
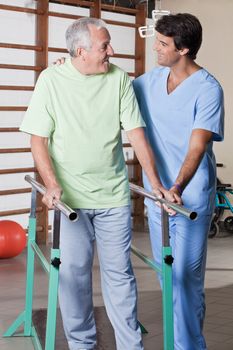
[
  {"xmin": 129, "ymin": 183, "xmax": 197, "ymax": 220},
  {"xmin": 129, "ymin": 184, "xmax": 197, "ymax": 350},
  {"xmin": 25, "ymin": 175, "xmax": 78, "ymax": 222}
]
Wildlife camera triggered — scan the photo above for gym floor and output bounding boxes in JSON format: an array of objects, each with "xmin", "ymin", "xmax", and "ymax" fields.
[{"xmin": 0, "ymin": 228, "xmax": 233, "ymax": 350}]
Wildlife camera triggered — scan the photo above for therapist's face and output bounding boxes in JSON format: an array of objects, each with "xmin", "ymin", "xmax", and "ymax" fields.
[{"xmin": 153, "ymin": 32, "xmax": 183, "ymax": 67}]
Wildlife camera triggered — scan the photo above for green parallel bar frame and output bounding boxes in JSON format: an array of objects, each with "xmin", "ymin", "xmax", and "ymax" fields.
[
  {"xmin": 161, "ymin": 208, "xmax": 174, "ymax": 350},
  {"xmin": 162, "ymin": 245, "xmax": 174, "ymax": 350},
  {"xmin": 4, "ymin": 179, "xmax": 176, "ymax": 350},
  {"xmin": 131, "ymin": 207, "xmax": 174, "ymax": 350},
  {"xmin": 44, "ymin": 248, "xmax": 60, "ymax": 350},
  {"xmin": 130, "ymin": 244, "xmax": 174, "ymax": 349},
  {"xmin": 3, "ymin": 189, "xmax": 61, "ymax": 350},
  {"xmin": 44, "ymin": 209, "xmax": 61, "ymax": 350},
  {"xmin": 3, "ymin": 188, "xmax": 38, "ymax": 339}
]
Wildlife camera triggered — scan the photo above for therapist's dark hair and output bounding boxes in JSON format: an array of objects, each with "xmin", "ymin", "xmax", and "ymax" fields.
[{"xmin": 155, "ymin": 13, "xmax": 202, "ymax": 60}]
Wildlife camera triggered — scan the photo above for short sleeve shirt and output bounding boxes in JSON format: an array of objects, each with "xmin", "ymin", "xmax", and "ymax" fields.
[{"xmin": 20, "ymin": 59, "xmax": 145, "ymax": 208}]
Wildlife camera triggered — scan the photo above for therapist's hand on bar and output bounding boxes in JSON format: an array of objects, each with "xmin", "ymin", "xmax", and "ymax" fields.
[{"xmin": 153, "ymin": 185, "xmax": 182, "ymax": 216}]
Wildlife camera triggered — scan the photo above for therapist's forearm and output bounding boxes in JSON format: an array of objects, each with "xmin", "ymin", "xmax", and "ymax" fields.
[
  {"xmin": 127, "ymin": 127, "xmax": 182, "ymax": 209},
  {"xmin": 173, "ymin": 129, "xmax": 212, "ymax": 192}
]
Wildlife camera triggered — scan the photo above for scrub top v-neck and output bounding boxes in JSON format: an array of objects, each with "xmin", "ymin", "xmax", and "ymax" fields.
[{"xmin": 133, "ymin": 66, "xmax": 224, "ymax": 215}]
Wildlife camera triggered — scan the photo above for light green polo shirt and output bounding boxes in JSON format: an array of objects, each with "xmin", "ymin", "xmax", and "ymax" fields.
[{"xmin": 20, "ymin": 59, "xmax": 145, "ymax": 208}]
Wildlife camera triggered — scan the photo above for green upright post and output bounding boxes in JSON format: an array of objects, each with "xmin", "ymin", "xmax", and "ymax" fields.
[
  {"xmin": 24, "ymin": 216, "xmax": 37, "ymax": 336},
  {"xmin": 162, "ymin": 246, "xmax": 174, "ymax": 350},
  {"xmin": 161, "ymin": 209, "xmax": 174, "ymax": 350},
  {"xmin": 45, "ymin": 248, "xmax": 60, "ymax": 350},
  {"xmin": 3, "ymin": 188, "xmax": 37, "ymax": 338},
  {"xmin": 3, "ymin": 177, "xmax": 76, "ymax": 350},
  {"xmin": 45, "ymin": 209, "xmax": 61, "ymax": 350}
]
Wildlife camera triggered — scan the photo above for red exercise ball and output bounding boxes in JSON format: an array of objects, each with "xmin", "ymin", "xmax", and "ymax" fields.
[{"xmin": 0, "ymin": 220, "xmax": 27, "ymax": 259}]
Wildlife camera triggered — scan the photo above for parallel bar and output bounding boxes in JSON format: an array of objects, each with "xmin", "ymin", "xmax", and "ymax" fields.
[
  {"xmin": 131, "ymin": 244, "xmax": 162, "ymax": 274},
  {"xmin": 0, "ymin": 64, "xmax": 42, "ymax": 71},
  {"xmin": 30, "ymin": 241, "xmax": 50, "ymax": 274},
  {"xmin": 0, "ymin": 43, "xmax": 42, "ymax": 51},
  {"xmin": 129, "ymin": 183, "xmax": 197, "ymax": 220},
  {"xmin": 25, "ymin": 175, "xmax": 78, "ymax": 221}
]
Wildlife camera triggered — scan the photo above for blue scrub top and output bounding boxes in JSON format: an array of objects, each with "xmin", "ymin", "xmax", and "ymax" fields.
[{"xmin": 133, "ymin": 67, "xmax": 224, "ymax": 215}]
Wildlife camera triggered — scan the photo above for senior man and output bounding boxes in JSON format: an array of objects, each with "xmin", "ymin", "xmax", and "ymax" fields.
[{"xmin": 20, "ymin": 17, "xmax": 175, "ymax": 350}]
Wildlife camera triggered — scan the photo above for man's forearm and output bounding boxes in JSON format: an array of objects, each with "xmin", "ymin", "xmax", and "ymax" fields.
[
  {"xmin": 31, "ymin": 135, "xmax": 62, "ymax": 208},
  {"xmin": 174, "ymin": 152, "xmax": 204, "ymax": 190},
  {"xmin": 127, "ymin": 127, "xmax": 182, "ymax": 211},
  {"xmin": 173, "ymin": 129, "xmax": 213, "ymax": 192},
  {"xmin": 126, "ymin": 128, "xmax": 162, "ymax": 190},
  {"xmin": 31, "ymin": 135, "xmax": 58, "ymax": 187}
]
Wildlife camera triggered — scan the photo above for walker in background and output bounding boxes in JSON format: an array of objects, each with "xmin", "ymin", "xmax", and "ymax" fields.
[{"xmin": 209, "ymin": 164, "xmax": 233, "ymax": 238}]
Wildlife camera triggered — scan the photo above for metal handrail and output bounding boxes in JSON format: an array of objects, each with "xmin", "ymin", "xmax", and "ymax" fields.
[
  {"xmin": 25, "ymin": 175, "xmax": 78, "ymax": 222},
  {"xmin": 129, "ymin": 182, "xmax": 197, "ymax": 350},
  {"xmin": 129, "ymin": 183, "xmax": 197, "ymax": 220}
]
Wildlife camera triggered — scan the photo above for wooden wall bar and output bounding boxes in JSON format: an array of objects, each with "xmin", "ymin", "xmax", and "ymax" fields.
[
  {"xmin": 0, "ymin": 4, "xmax": 41, "ymax": 14},
  {"xmin": 34, "ymin": 0, "xmax": 49, "ymax": 243},
  {"xmin": 0, "ymin": 43, "xmax": 43, "ymax": 51},
  {"xmin": 0, "ymin": 0, "xmax": 146, "ymax": 239},
  {"xmin": 133, "ymin": 3, "xmax": 146, "ymax": 229},
  {"xmin": 0, "ymin": 148, "xmax": 31, "ymax": 154}
]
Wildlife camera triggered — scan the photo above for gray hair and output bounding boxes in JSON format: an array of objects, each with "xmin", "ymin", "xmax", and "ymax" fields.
[{"xmin": 66, "ymin": 17, "xmax": 107, "ymax": 57}]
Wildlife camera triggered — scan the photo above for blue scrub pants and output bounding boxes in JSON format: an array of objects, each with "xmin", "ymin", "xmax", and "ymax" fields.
[
  {"xmin": 58, "ymin": 206, "xmax": 143, "ymax": 350},
  {"xmin": 147, "ymin": 205, "xmax": 211, "ymax": 350}
]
